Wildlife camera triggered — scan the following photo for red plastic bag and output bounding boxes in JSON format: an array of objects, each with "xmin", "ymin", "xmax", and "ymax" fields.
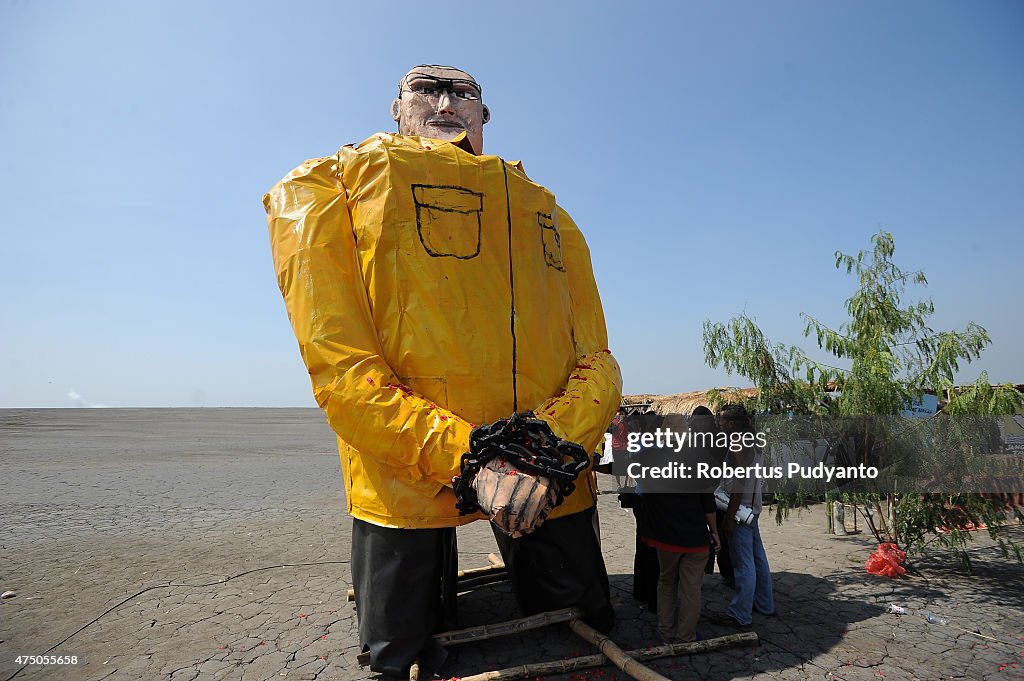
[{"xmin": 865, "ymin": 542, "xmax": 907, "ymax": 578}]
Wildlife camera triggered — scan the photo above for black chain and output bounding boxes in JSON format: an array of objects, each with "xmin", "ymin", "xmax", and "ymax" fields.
[{"xmin": 452, "ymin": 411, "xmax": 592, "ymax": 515}]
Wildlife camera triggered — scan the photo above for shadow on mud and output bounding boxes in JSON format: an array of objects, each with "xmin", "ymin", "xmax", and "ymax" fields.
[{"xmin": 426, "ymin": 569, "xmax": 884, "ymax": 680}]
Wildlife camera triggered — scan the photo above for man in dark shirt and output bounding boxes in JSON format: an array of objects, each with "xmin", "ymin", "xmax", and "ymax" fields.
[{"xmin": 639, "ymin": 411, "xmax": 721, "ymax": 642}]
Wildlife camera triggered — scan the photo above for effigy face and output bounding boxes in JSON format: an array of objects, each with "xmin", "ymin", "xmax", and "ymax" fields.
[{"xmin": 393, "ymin": 65, "xmax": 488, "ymax": 154}]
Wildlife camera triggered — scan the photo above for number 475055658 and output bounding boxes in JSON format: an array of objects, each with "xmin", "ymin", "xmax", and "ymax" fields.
[{"xmin": 15, "ymin": 655, "xmax": 80, "ymax": 665}]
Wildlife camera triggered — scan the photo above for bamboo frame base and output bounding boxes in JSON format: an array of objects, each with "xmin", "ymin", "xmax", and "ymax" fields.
[
  {"xmin": 355, "ymin": 605, "xmax": 758, "ymax": 680},
  {"xmin": 457, "ymin": 631, "xmax": 759, "ymax": 681}
]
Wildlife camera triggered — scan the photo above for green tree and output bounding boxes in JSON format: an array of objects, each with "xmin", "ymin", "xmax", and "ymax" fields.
[{"xmin": 703, "ymin": 232, "xmax": 1023, "ymax": 571}]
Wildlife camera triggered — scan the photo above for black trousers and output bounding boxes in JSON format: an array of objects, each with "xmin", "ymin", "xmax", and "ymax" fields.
[
  {"xmin": 631, "ymin": 505, "xmax": 660, "ymax": 613},
  {"xmin": 351, "ymin": 519, "xmax": 457, "ymax": 677},
  {"xmin": 490, "ymin": 507, "xmax": 616, "ymax": 632},
  {"xmin": 705, "ymin": 509, "xmax": 735, "ymax": 581}
]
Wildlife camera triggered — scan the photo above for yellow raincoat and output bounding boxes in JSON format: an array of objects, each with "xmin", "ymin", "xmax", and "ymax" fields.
[{"xmin": 264, "ymin": 133, "xmax": 621, "ymax": 528}]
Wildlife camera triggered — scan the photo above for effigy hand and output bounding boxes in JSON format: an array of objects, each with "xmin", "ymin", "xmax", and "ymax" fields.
[
  {"xmin": 471, "ymin": 457, "xmax": 558, "ymax": 537},
  {"xmin": 451, "ymin": 412, "xmax": 591, "ymax": 535}
]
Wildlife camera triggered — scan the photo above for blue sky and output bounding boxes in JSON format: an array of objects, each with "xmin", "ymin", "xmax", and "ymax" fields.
[{"xmin": 2, "ymin": 0, "xmax": 1021, "ymax": 408}]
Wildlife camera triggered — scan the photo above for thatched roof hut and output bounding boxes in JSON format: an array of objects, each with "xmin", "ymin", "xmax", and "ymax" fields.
[
  {"xmin": 623, "ymin": 383, "xmax": 1024, "ymax": 416},
  {"xmin": 622, "ymin": 387, "xmax": 759, "ymax": 415}
]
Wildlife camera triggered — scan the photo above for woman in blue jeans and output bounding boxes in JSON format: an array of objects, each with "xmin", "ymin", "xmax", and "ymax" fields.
[
  {"xmin": 719, "ymin": 405, "xmax": 775, "ymax": 626},
  {"xmin": 726, "ymin": 513, "xmax": 775, "ymax": 624}
]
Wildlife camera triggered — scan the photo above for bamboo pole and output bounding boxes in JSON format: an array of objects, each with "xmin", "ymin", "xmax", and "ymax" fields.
[
  {"xmin": 357, "ymin": 607, "xmax": 585, "ymax": 666},
  {"xmin": 457, "ymin": 572, "xmax": 510, "ymax": 591},
  {"xmin": 458, "ymin": 654, "xmax": 616, "ymax": 681},
  {"xmin": 457, "ymin": 632, "xmax": 758, "ymax": 681},
  {"xmin": 873, "ymin": 501, "xmax": 890, "ymax": 540},
  {"xmin": 435, "ymin": 607, "xmax": 583, "ymax": 645},
  {"xmin": 568, "ymin": 619, "xmax": 670, "ymax": 681},
  {"xmin": 461, "ymin": 563, "xmax": 505, "ymax": 577}
]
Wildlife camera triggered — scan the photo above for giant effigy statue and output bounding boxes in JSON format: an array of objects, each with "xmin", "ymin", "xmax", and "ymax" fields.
[{"xmin": 263, "ymin": 64, "xmax": 621, "ymax": 677}]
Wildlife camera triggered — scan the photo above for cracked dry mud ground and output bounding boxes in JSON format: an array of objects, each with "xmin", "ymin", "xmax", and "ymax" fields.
[{"xmin": 1, "ymin": 408, "xmax": 1022, "ymax": 681}]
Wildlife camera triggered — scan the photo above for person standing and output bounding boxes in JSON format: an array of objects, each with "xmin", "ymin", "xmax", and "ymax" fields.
[
  {"xmin": 639, "ymin": 409, "xmax": 722, "ymax": 641},
  {"xmin": 610, "ymin": 410, "xmax": 630, "ymax": 490},
  {"xmin": 642, "ymin": 490, "xmax": 719, "ymax": 642},
  {"xmin": 717, "ymin": 404, "xmax": 775, "ymax": 627},
  {"xmin": 625, "ymin": 411, "xmax": 661, "ymax": 613}
]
